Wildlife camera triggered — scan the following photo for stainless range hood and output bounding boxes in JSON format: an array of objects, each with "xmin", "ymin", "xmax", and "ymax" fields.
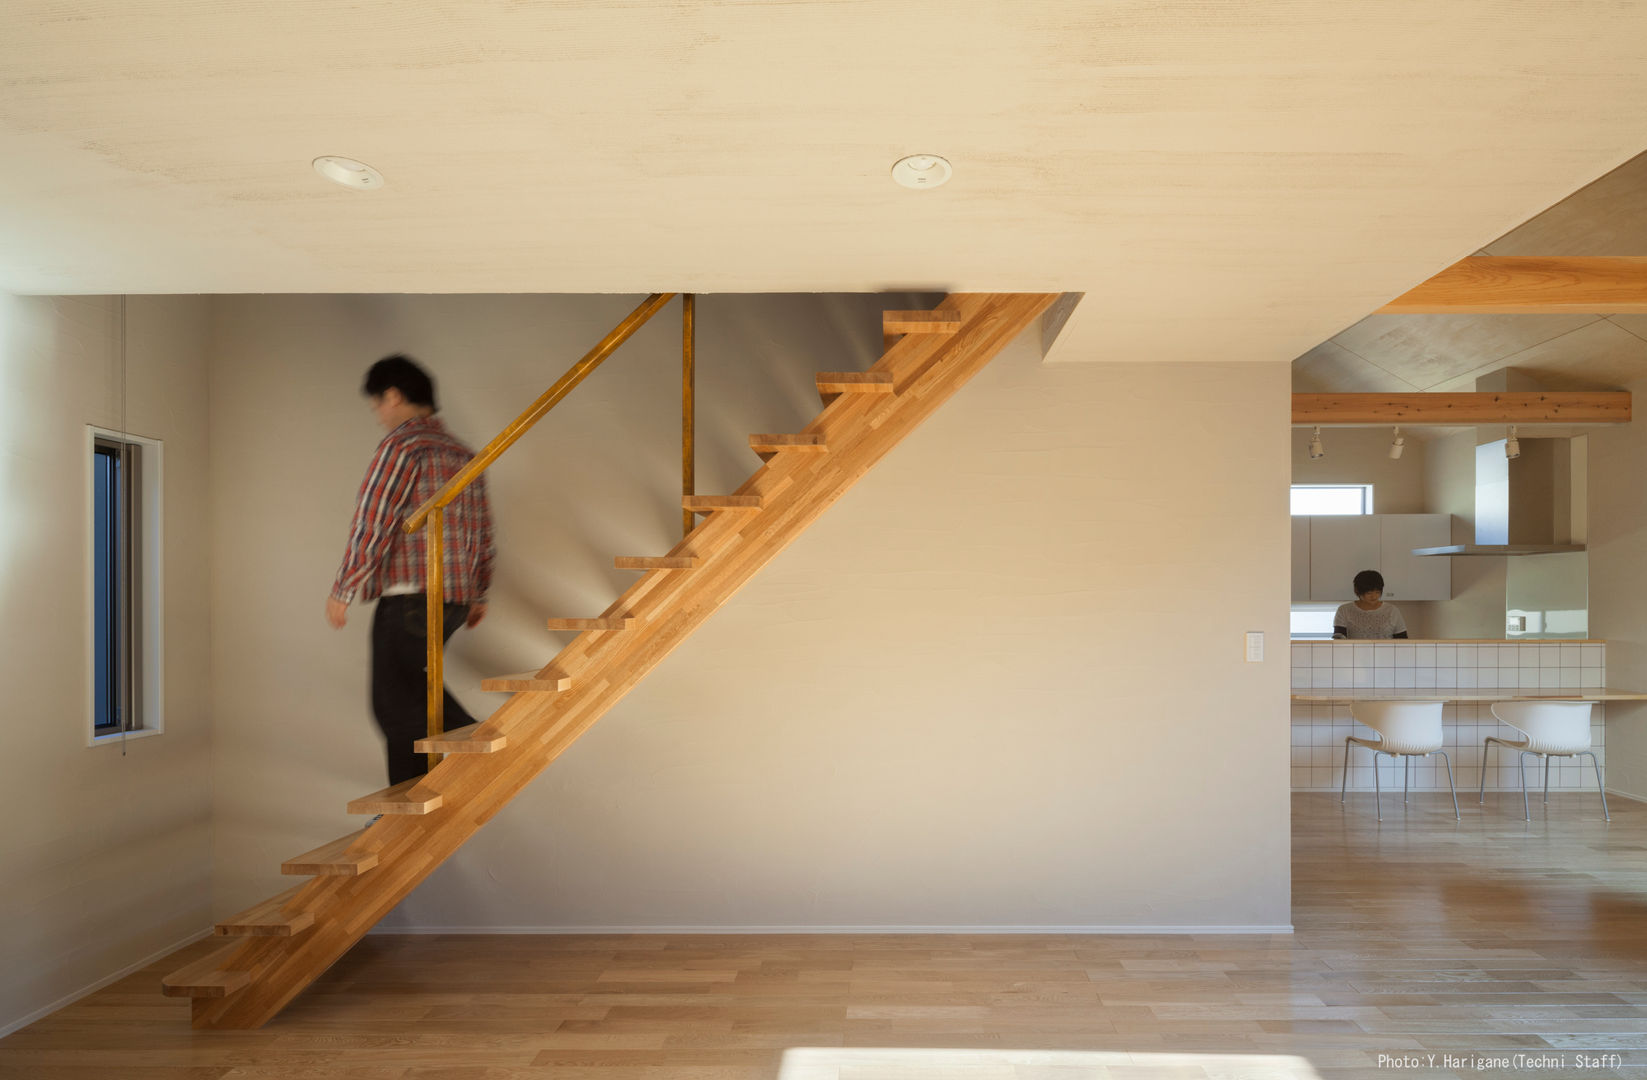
[
  {"xmin": 1413, "ymin": 543, "xmax": 1585, "ymax": 556},
  {"xmin": 1415, "ymin": 432, "xmax": 1586, "ymax": 557}
]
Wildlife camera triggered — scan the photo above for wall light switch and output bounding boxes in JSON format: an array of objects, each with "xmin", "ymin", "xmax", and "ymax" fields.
[{"xmin": 1245, "ymin": 631, "xmax": 1264, "ymax": 663}]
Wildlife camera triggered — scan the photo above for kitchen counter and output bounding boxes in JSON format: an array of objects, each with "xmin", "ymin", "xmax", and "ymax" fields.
[
  {"xmin": 1289, "ymin": 639, "xmax": 1606, "ymax": 645},
  {"xmin": 1292, "ymin": 687, "xmax": 1647, "ymax": 703}
]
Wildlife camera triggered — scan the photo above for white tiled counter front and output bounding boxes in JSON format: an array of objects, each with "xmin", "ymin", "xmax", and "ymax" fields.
[
  {"xmin": 1289, "ymin": 641, "xmax": 1606, "ymax": 793},
  {"xmin": 1292, "ymin": 641, "xmax": 1604, "ymax": 692}
]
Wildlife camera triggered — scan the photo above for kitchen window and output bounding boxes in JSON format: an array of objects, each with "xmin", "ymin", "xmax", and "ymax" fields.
[
  {"xmin": 1291, "ymin": 484, "xmax": 1373, "ymax": 516},
  {"xmin": 1290, "ymin": 607, "xmax": 1338, "ymax": 640}
]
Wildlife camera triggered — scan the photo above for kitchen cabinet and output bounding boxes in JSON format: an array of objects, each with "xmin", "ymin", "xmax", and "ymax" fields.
[
  {"xmin": 1299, "ymin": 513, "xmax": 1452, "ymax": 602},
  {"xmin": 1378, "ymin": 513, "xmax": 1451, "ymax": 601},
  {"xmin": 1307, "ymin": 515, "xmax": 1381, "ymax": 602}
]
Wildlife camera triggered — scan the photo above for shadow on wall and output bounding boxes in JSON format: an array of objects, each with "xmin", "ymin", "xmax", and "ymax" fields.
[
  {"xmin": 448, "ymin": 292, "xmax": 942, "ymax": 691},
  {"xmin": 209, "ymin": 290, "xmax": 952, "ymax": 919}
]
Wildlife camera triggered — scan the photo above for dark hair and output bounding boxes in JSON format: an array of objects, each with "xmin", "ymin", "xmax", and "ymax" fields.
[
  {"xmin": 1352, "ymin": 570, "xmax": 1384, "ymax": 596},
  {"xmin": 363, "ymin": 354, "xmax": 437, "ymax": 410}
]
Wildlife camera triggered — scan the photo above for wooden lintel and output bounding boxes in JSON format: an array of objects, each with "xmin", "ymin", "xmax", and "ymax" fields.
[
  {"xmin": 1379, "ymin": 256, "xmax": 1647, "ymax": 314},
  {"xmin": 1293, "ymin": 392, "xmax": 1631, "ymax": 426}
]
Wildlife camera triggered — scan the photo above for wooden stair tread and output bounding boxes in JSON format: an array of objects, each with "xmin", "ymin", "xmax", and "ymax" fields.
[
  {"xmin": 817, "ymin": 371, "xmax": 896, "ymax": 404},
  {"xmin": 346, "ymin": 777, "xmax": 443, "ymax": 816},
  {"xmin": 162, "ymin": 944, "xmax": 252, "ymax": 998},
  {"xmin": 816, "ymin": 371, "xmax": 895, "ymax": 391},
  {"xmin": 883, "ymin": 309, "xmax": 962, "ymax": 334},
  {"xmin": 751, "ymin": 433, "xmax": 827, "ymax": 463},
  {"xmin": 413, "ymin": 722, "xmax": 507, "ymax": 753},
  {"xmin": 281, "ymin": 830, "xmax": 378, "ymax": 877},
  {"xmin": 215, "ymin": 886, "xmax": 314, "ymax": 938},
  {"xmin": 546, "ymin": 616, "xmax": 635, "ymax": 631},
  {"xmin": 749, "ymin": 433, "xmax": 827, "ymax": 452},
  {"xmin": 683, "ymin": 495, "xmax": 764, "ymax": 513},
  {"xmin": 615, "ymin": 555, "xmax": 702, "ymax": 569},
  {"xmin": 480, "ymin": 668, "xmax": 573, "ymax": 692}
]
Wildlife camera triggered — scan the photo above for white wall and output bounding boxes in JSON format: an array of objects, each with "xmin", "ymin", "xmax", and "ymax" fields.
[
  {"xmin": 1290, "ymin": 426, "xmax": 1428, "ymax": 514},
  {"xmin": 1423, "ymin": 428, "xmax": 1507, "ymax": 640},
  {"xmin": 1586, "ymin": 380, "xmax": 1647, "ymax": 800},
  {"xmin": 0, "ymin": 294, "xmax": 213, "ymax": 1034},
  {"xmin": 209, "ymin": 295, "xmax": 1292, "ymax": 932}
]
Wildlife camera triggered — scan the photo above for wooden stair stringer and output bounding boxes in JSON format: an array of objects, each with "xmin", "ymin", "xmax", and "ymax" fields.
[{"xmin": 183, "ymin": 293, "xmax": 1058, "ymax": 1030}]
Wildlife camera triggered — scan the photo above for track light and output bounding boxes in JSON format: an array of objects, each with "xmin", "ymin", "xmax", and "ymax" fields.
[
  {"xmin": 1388, "ymin": 427, "xmax": 1405, "ymax": 460},
  {"xmin": 1308, "ymin": 427, "xmax": 1325, "ymax": 461},
  {"xmin": 1505, "ymin": 426, "xmax": 1520, "ymax": 460}
]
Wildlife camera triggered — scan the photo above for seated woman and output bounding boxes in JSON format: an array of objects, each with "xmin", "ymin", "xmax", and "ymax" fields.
[{"xmin": 1333, "ymin": 569, "xmax": 1409, "ymax": 640}]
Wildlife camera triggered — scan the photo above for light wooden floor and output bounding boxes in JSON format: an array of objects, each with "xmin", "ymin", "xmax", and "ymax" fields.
[{"xmin": 4, "ymin": 792, "xmax": 1646, "ymax": 1079}]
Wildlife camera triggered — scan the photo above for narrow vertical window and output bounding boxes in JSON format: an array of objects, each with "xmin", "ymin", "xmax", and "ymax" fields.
[
  {"xmin": 89, "ymin": 429, "xmax": 161, "ymax": 743},
  {"xmin": 93, "ymin": 440, "xmax": 124, "ymax": 733}
]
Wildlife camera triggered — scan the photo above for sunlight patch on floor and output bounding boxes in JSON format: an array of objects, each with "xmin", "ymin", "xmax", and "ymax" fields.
[{"xmin": 778, "ymin": 1046, "xmax": 1324, "ymax": 1079}]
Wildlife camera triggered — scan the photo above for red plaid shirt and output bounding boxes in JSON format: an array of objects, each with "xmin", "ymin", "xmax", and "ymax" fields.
[{"xmin": 330, "ymin": 416, "xmax": 495, "ymax": 605}]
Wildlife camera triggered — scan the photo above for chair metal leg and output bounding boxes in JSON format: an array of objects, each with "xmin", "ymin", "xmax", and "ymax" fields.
[
  {"xmin": 1435, "ymin": 749, "xmax": 1460, "ymax": 821},
  {"xmin": 1373, "ymin": 751, "xmax": 1383, "ymax": 822},
  {"xmin": 1341, "ymin": 738, "xmax": 1353, "ymax": 803},
  {"xmin": 1518, "ymin": 751, "xmax": 1533, "ymax": 821},
  {"xmin": 1478, "ymin": 738, "xmax": 1494, "ymax": 803},
  {"xmin": 1583, "ymin": 751, "xmax": 1611, "ymax": 822},
  {"xmin": 1543, "ymin": 755, "xmax": 1551, "ymax": 804},
  {"xmin": 1404, "ymin": 756, "xmax": 1410, "ymax": 803}
]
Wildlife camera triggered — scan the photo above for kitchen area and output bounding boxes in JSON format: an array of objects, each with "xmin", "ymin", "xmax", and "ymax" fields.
[{"xmin": 1289, "ymin": 402, "xmax": 1646, "ymax": 799}]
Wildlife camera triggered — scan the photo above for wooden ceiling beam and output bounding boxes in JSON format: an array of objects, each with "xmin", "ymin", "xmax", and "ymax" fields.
[
  {"xmin": 1293, "ymin": 392, "xmax": 1631, "ymax": 426},
  {"xmin": 1379, "ymin": 256, "xmax": 1647, "ymax": 313}
]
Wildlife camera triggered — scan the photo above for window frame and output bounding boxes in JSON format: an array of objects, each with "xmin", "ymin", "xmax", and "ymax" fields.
[
  {"xmin": 92, "ymin": 439, "xmax": 125, "ymax": 735},
  {"xmin": 86, "ymin": 426, "xmax": 165, "ymax": 747}
]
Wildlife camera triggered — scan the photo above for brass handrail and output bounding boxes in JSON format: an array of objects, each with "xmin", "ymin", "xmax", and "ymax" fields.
[
  {"xmin": 403, "ymin": 292, "xmax": 676, "ymax": 534},
  {"xmin": 404, "ymin": 291, "xmax": 677, "ymax": 770}
]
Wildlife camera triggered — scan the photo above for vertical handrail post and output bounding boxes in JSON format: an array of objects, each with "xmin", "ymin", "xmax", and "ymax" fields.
[
  {"xmin": 425, "ymin": 507, "xmax": 445, "ymax": 774},
  {"xmin": 682, "ymin": 293, "xmax": 695, "ymax": 538}
]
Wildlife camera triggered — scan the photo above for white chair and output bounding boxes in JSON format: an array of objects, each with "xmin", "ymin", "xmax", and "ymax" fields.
[
  {"xmin": 1342, "ymin": 701, "xmax": 1459, "ymax": 821},
  {"xmin": 1482, "ymin": 701, "xmax": 1609, "ymax": 822}
]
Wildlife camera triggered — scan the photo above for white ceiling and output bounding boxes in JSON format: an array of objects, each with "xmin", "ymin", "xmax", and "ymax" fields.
[{"xmin": 4, "ymin": 3, "xmax": 1647, "ymax": 366}]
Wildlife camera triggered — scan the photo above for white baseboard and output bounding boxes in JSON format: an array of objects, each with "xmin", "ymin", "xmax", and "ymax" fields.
[
  {"xmin": 370, "ymin": 924, "xmax": 1294, "ymax": 935},
  {"xmin": 0, "ymin": 926, "xmax": 212, "ymax": 1039}
]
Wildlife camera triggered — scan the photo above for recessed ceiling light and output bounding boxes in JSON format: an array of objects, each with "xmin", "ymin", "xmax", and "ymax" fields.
[
  {"xmin": 312, "ymin": 156, "xmax": 384, "ymax": 190},
  {"xmin": 891, "ymin": 154, "xmax": 952, "ymax": 190}
]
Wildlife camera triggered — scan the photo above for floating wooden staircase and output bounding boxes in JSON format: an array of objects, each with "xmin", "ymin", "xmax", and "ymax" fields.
[{"xmin": 165, "ymin": 292, "xmax": 1057, "ymax": 1027}]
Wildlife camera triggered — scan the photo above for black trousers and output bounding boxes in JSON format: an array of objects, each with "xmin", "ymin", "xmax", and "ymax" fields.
[{"xmin": 371, "ymin": 594, "xmax": 476, "ymax": 787}]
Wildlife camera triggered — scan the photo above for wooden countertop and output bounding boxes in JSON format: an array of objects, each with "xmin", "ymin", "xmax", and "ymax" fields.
[{"xmin": 1292, "ymin": 687, "xmax": 1647, "ymax": 703}]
